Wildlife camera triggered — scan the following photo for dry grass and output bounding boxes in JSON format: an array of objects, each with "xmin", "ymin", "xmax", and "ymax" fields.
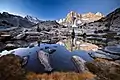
[{"xmin": 26, "ymin": 71, "xmax": 95, "ymax": 80}]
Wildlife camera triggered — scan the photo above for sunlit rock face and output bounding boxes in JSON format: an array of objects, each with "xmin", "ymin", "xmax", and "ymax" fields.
[
  {"xmin": 0, "ymin": 44, "xmax": 93, "ymax": 73},
  {"xmin": 82, "ymin": 12, "xmax": 104, "ymax": 22},
  {"xmin": 57, "ymin": 11, "xmax": 103, "ymax": 26}
]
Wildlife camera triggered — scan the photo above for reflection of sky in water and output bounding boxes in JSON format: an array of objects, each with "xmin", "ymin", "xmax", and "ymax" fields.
[{"xmin": 0, "ymin": 44, "xmax": 93, "ymax": 73}]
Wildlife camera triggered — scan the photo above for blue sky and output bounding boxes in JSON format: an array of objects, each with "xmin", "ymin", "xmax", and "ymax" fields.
[{"xmin": 0, "ymin": 0, "xmax": 120, "ymax": 20}]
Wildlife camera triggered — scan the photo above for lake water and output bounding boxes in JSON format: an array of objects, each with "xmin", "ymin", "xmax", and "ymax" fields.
[{"xmin": 0, "ymin": 43, "xmax": 93, "ymax": 73}]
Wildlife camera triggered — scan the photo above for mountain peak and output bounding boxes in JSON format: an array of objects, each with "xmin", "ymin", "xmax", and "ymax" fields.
[
  {"xmin": 70, "ymin": 11, "xmax": 75, "ymax": 13},
  {"xmin": 95, "ymin": 12, "xmax": 104, "ymax": 16},
  {"xmin": 25, "ymin": 15, "xmax": 41, "ymax": 24},
  {"xmin": 67, "ymin": 11, "xmax": 78, "ymax": 17},
  {"xmin": 64, "ymin": 11, "xmax": 81, "ymax": 25},
  {"xmin": 57, "ymin": 11, "xmax": 104, "ymax": 26},
  {"xmin": 88, "ymin": 12, "xmax": 94, "ymax": 14}
]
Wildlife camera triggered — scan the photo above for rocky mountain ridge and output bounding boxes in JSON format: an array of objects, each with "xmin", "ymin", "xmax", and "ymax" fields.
[
  {"xmin": 25, "ymin": 15, "xmax": 41, "ymax": 24},
  {"xmin": 0, "ymin": 12, "xmax": 35, "ymax": 28},
  {"xmin": 57, "ymin": 11, "xmax": 104, "ymax": 26},
  {"xmin": 82, "ymin": 8, "xmax": 120, "ymax": 33}
]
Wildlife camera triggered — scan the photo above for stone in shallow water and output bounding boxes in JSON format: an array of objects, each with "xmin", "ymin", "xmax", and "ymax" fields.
[
  {"xmin": 71, "ymin": 55, "xmax": 87, "ymax": 73},
  {"xmin": 21, "ymin": 56, "xmax": 29, "ymax": 67},
  {"xmin": 38, "ymin": 50, "xmax": 53, "ymax": 72}
]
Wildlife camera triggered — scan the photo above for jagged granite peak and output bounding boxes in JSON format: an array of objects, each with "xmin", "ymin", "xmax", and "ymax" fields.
[
  {"xmin": 56, "ymin": 18, "xmax": 65, "ymax": 24},
  {"xmin": 95, "ymin": 12, "xmax": 104, "ymax": 16},
  {"xmin": 82, "ymin": 12, "xmax": 95, "ymax": 16},
  {"xmin": 65, "ymin": 11, "xmax": 81, "ymax": 23},
  {"xmin": 57, "ymin": 11, "xmax": 104, "ymax": 26},
  {"xmin": 82, "ymin": 12, "xmax": 104, "ymax": 20},
  {"xmin": 24, "ymin": 15, "xmax": 41, "ymax": 24},
  {"xmin": 68, "ymin": 11, "xmax": 81, "ymax": 17}
]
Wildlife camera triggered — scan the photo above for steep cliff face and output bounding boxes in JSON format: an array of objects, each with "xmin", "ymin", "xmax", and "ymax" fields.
[{"xmin": 65, "ymin": 11, "xmax": 81, "ymax": 24}]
